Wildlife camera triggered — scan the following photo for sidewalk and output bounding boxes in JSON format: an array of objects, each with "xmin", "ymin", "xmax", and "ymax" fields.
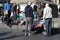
[{"xmin": 0, "ymin": 18, "xmax": 60, "ymax": 40}]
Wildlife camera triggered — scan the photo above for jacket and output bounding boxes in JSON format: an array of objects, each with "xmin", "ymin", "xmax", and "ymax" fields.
[
  {"xmin": 37, "ymin": 6, "xmax": 43, "ymax": 18},
  {"xmin": 25, "ymin": 5, "xmax": 33, "ymax": 18},
  {"xmin": 5, "ymin": 3, "xmax": 12, "ymax": 11},
  {"xmin": 43, "ymin": 5, "xmax": 52, "ymax": 19}
]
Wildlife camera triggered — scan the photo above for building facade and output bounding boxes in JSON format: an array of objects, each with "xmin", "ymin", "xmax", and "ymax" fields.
[
  {"xmin": 10, "ymin": 0, "xmax": 36, "ymax": 3},
  {"xmin": 10, "ymin": 0, "xmax": 60, "ymax": 5}
]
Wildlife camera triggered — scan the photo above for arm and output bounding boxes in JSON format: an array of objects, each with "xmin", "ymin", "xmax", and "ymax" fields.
[
  {"xmin": 31, "ymin": 7, "xmax": 34, "ymax": 18},
  {"xmin": 43, "ymin": 8, "xmax": 46, "ymax": 20}
]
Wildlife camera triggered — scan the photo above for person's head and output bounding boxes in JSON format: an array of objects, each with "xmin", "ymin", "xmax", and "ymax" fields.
[
  {"xmin": 28, "ymin": 2, "xmax": 32, "ymax": 5},
  {"xmin": 45, "ymin": 3, "xmax": 49, "ymax": 7},
  {"xmin": 7, "ymin": 0, "xmax": 10, "ymax": 3},
  {"xmin": 14, "ymin": 2, "xmax": 16, "ymax": 5}
]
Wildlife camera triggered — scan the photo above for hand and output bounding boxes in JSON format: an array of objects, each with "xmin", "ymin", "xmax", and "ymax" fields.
[{"xmin": 43, "ymin": 17, "xmax": 45, "ymax": 23}]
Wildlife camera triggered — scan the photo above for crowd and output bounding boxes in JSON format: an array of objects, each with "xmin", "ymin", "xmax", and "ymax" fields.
[{"xmin": 2, "ymin": 0, "xmax": 53, "ymax": 37}]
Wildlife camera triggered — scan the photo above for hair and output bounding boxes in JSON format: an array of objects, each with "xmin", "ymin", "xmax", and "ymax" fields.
[
  {"xmin": 45, "ymin": 3, "xmax": 49, "ymax": 7},
  {"xmin": 28, "ymin": 2, "xmax": 32, "ymax": 5}
]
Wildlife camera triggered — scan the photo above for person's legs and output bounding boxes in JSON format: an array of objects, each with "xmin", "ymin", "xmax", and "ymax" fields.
[
  {"xmin": 45, "ymin": 18, "xmax": 52, "ymax": 36},
  {"xmin": 13, "ymin": 11, "xmax": 17, "ymax": 22},
  {"xmin": 18, "ymin": 20, "xmax": 24, "ymax": 27},
  {"xmin": 28, "ymin": 17, "xmax": 33, "ymax": 36},
  {"xmin": 48, "ymin": 18, "xmax": 52, "ymax": 35},
  {"xmin": 4, "ymin": 14, "xmax": 7, "ymax": 23},
  {"xmin": 6, "ymin": 11, "xmax": 9, "ymax": 26},
  {"xmin": 45, "ymin": 19, "xmax": 49, "ymax": 35},
  {"xmin": 24, "ymin": 17, "xmax": 33, "ymax": 36},
  {"xmin": 25, "ymin": 20, "xmax": 28, "ymax": 36},
  {"xmin": 7, "ymin": 10, "xmax": 11, "ymax": 27}
]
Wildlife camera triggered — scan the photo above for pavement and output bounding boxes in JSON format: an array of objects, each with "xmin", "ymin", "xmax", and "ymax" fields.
[{"xmin": 0, "ymin": 18, "xmax": 60, "ymax": 40}]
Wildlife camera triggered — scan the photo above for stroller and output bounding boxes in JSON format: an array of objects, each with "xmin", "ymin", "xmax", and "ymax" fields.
[{"xmin": 32, "ymin": 18, "xmax": 44, "ymax": 33}]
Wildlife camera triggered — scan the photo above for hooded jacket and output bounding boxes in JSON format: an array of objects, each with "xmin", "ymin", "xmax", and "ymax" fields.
[{"xmin": 25, "ymin": 5, "xmax": 33, "ymax": 18}]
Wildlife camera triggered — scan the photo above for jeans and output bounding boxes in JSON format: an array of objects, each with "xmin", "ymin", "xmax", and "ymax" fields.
[
  {"xmin": 33, "ymin": 11, "xmax": 37, "ymax": 19},
  {"xmin": 25, "ymin": 17, "xmax": 33, "ymax": 33},
  {"xmin": 13, "ymin": 11, "xmax": 17, "ymax": 21},
  {"xmin": 45, "ymin": 18, "xmax": 52, "ymax": 35}
]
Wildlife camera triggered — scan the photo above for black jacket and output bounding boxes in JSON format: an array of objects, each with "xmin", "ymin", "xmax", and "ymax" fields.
[{"xmin": 25, "ymin": 5, "xmax": 33, "ymax": 18}]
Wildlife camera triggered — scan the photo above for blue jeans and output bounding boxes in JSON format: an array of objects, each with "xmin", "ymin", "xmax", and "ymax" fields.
[
  {"xmin": 33, "ymin": 11, "xmax": 37, "ymax": 19},
  {"xmin": 45, "ymin": 18, "xmax": 52, "ymax": 35},
  {"xmin": 13, "ymin": 11, "xmax": 17, "ymax": 21}
]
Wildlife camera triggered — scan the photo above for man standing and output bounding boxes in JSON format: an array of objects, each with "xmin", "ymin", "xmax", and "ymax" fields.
[
  {"xmin": 43, "ymin": 3, "xmax": 52, "ymax": 36},
  {"xmin": 33, "ymin": 3, "xmax": 38, "ymax": 19},
  {"xmin": 5, "ymin": 0, "xmax": 12, "ymax": 27},
  {"xmin": 25, "ymin": 2, "xmax": 33, "ymax": 36},
  {"xmin": 13, "ymin": 3, "xmax": 17, "ymax": 22}
]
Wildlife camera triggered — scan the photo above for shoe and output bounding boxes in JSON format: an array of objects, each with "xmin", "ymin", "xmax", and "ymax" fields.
[
  {"xmin": 25, "ymin": 33, "xmax": 27, "ymax": 36},
  {"xmin": 28, "ymin": 33, "xmax": 32, "ymax": 36},
  {"xmin": 42, "ymin": 32, "xmax": 47, "ymax": 35}
]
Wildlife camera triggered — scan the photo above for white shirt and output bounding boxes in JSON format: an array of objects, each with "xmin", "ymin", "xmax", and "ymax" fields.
[{"xmin": 43, "ymin": 6, "xmax": 52, "ymax": 19}]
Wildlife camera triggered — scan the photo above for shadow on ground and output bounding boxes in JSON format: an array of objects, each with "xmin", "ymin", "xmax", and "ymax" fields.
[
  {"xmin": 0, "ymin": 31, "xmax": 11, "ymax": 36},
  {"xmin": 51, "ymin": 28, "xmax": 60, "ymax": 35},
  {"xmin": 32, "ymin": 27, "xmax": 60, "ymax": 36},
  {"xmin": 0, "ymin": 28, "xmax": 60, "ymax": 40},
  {"xmin": 0, "ymin": 34, "xmax": 24, "ymax": 40}
]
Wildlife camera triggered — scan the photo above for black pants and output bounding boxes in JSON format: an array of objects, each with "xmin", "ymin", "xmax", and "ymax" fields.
[{"xmin": 7, "ymin": 10, "xmax": 11, "ymax": 26}]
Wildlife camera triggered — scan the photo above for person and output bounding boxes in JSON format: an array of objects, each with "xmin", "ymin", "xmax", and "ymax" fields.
[
  {"xmin": 16, "ymin": 3, "xmax": 20, "ymax": 15},
  {"xmin": 33, "ymin": 3, "xmax": 38, "ymax": 19},
  {"xmin": 13, "ymin": 3, "xmax": 17, "ymax": 22},
  {"xmin": 0, "ymin": 3, "xmax": 4, "ymax": 23},
  {"xmin": 25, "ymin": 2, "xmax": 33, "ymax": 36},
  {"xmin": 17, "ymin": 12, "xmax": 25, "ymax": 28},
  {"xmin": 43, "ymin": 3, "xmax": 52, "ymax": 36},
  {"xmin": 37, "ymin": 1, "xmax": 43, "ymax": 18},
  {"xmin": 5, "ymin": 0, "xmax": 12, "ymax": 27}
]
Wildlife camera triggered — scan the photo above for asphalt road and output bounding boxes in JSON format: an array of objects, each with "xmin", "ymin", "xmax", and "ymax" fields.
[
  {"xmin": 0, "ymin": 23, "xmax": 60, "ymax": 40},
  {"xmin": 0, "ymin": 18, "xmax": 60, "ymax": 40}
]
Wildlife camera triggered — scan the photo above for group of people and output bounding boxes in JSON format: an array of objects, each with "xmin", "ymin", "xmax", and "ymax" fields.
[{"xmin": 4, "ymin": 0, "xmax": 52, "ymax": 37}]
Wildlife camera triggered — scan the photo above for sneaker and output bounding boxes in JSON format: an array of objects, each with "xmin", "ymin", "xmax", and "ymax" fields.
[
  {"xmin": 42, "ymin": 32, "xmax": 47, "ymax": 35},
  {"xmin": 35, "ymin": 31, "xmax": 37, "ymax": 33},
  {"xmin": 25, "ymin": 33, "xmax": 27, "ymax": 36},
  {"xmin": 28, "ymin": 33, "xmax": 32, "ymax": 36}
]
